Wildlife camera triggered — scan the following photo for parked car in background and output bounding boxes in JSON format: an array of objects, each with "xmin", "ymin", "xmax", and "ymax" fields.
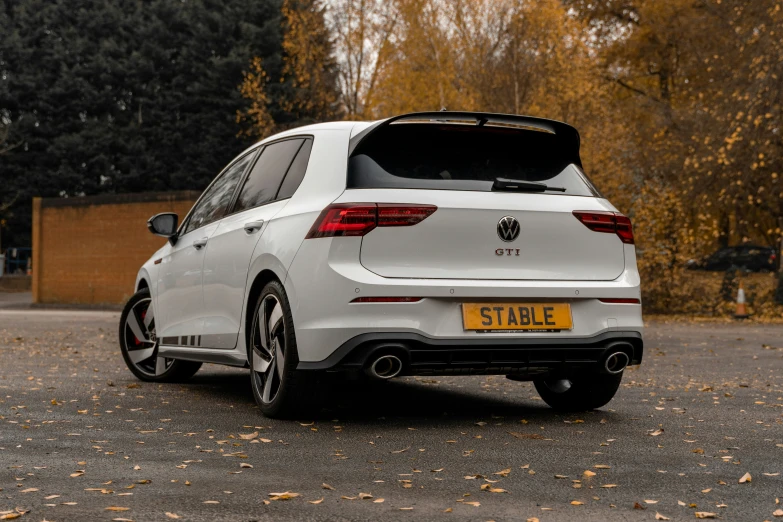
[{"xmin": 687, "ymin": 245, "xmax": 779, "ymax": 272}]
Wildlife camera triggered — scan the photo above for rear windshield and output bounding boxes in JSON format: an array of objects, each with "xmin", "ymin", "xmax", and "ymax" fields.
[{"xmin": 348, "ymin": 123, "xmax": 601, "ymax": 197}]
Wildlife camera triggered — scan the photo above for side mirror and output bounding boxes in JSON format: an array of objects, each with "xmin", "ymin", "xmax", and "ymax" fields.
[{"xmin": 147, "ymin": 213, "xmax": 178, "ymax": 243}]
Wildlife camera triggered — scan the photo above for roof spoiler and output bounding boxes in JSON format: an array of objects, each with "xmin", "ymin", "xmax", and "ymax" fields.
[{"xmin": 348, "ymin": 111, "xmax": 581, "ymax": 164}]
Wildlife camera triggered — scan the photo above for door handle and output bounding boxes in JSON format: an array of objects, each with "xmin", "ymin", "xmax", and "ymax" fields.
[
  {"xmin": 193, "ymin": 238, "xmax": 208, "ymax": 249},
  {"xmin": 244, "ymin": 220, "xmax": 265, "ymax": 234}
]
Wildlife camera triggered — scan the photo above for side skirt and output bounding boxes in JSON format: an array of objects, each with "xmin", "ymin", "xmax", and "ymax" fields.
[{"xmin": 157, "ymin": 346, "xmax": 248, "ymax": 368}]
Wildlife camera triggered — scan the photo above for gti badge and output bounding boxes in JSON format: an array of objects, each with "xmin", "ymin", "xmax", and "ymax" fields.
[{"xmin": 497, "ymin": 216, "xmax": 520, "ymax": 242}]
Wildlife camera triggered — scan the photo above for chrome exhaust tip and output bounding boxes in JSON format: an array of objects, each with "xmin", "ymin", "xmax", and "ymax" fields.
[
  {"xmin": 604, "ymin": 351, "xmax": 630, "ymax": 374},
  {"xmin": 367, "ymin": 355, "xmax": 403, "ymax": 379}
]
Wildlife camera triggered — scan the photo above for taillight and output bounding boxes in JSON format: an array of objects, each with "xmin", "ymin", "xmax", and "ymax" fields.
[
  {"xmin": 306, "ymin": 203, "xmax": 436, "ymax": 239},
  {"xmin": 573, "ymin": 210, "xmax": 634, "ymax": 244}
]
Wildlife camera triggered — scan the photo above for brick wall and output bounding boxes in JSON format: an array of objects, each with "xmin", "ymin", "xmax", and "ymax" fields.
[{"xmin": 32, "ymin": 192, "xmax": 199, "ymax": 305}]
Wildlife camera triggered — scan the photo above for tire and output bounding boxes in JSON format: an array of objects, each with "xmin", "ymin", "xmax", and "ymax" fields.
[
  {"xmin": 119, "ymin": 288, "xmax": 202, "ymax": 382},
  {"xmin": 534, "ymin": 373, "xmax": 623, "ymax": 412},
  {"xmin": 248, "ymin": 280, "xmax": 321, "ymax": 418}
]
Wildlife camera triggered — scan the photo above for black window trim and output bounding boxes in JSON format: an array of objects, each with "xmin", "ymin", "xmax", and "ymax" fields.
[
  {"xmin": 177, "ymin": 147, "xmax": 262, "ymax": 236},
  {"xmin": 225, "ymin": 134, "xmax": 314, "ymax": 216}
]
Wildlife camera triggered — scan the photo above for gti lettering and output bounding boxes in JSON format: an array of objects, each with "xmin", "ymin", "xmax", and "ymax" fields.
[{"xmin": 494, "ymin": 249, "xmax": 521, "ymax": 256}]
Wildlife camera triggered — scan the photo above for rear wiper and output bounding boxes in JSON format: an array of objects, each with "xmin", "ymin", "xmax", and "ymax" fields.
[{"xmin": 492, "ymin": 178, "xmax": 566, "ymax": 193}]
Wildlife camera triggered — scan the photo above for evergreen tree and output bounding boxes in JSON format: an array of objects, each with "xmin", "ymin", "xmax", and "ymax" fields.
[{"xmin": 0, "ymin": 0, "xmax": 292, "ymax": 247}]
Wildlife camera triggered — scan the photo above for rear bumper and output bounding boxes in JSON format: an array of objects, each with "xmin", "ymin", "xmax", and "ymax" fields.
[
  {"xmin": 285, "ymin": 236, "xmax": 643, "ymax": 363},
  {"xmin": 297, "ymin": 330, "xmax": 643, "ymax": 377}
]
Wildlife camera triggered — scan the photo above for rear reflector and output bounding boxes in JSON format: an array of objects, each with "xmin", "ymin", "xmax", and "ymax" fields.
[
  {"xmin": 573, "ymin": 210, "xmax": 635, "ymax": 244},
  {"xmin": 598, "ymin": 298, "xmax": 641, "ymax": 304},
  {"xmin": 351, "ymin": 297, "xmax": 423, "ymax": 303},
  {"xmin": 306, "ymin": 203, "xmax": 436, "ymax": 239}
]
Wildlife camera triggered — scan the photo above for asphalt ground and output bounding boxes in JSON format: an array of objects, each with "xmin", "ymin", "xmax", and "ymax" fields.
[{"xmin": 1, "ymin": 310, "xmax": 782, "ymax": 521}]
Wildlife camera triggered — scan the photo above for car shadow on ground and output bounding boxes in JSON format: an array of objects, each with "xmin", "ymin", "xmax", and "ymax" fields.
[{"xmin": 180, "ymin": 367, "xmax": 622, "ymax": 424}]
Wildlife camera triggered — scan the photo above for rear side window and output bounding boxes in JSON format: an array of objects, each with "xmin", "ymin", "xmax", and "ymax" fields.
[
  {"xmin": 234, "ymin": 139, "xmax": 304, "ymax": 213},
  {"xmin": 348, "ymin": 124, "xmax": 600, "ymax": 196},
  {"xmin": 276, "ymin": 138, "xmax": 313, "ymax": 200}
]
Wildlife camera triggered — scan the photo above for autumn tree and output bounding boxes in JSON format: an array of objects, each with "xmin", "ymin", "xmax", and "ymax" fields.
[
  {"xmin": 238, "ymin": 0, "xmax": 341, "ymax": 138},
  {"xmin": 328, "ymin": 0, "xmax": 398, "ymax": 118}
]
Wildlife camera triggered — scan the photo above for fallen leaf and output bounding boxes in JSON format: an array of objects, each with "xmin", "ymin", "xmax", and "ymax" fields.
[
  {"xmin": 239, "ymin": 463, "xmax": 253, "ymax": 469},
  {"xmin": 738, "ymin": 472, "xmax": 752, "ymax": 484},
  {"xmin": 105, "ymin": 507, "xmax": 130, "ymax": 512},
  {"xmin": 655, "ymin": 513, "xmax": 671, "ymax": 521},
  {"xmin": 695, "ymin": 513, "xmax": 717, "ymax": 519},
  {"xmin": 583, "ymin": 470, "xmax": 596, "ymax": 477},
  {"xmin": 570, "ymin": 500, "xmax": 584, "ymax": 506},
  {"xmin": 322, "ymin": 483, "xmax": 335, "ymax": 490},
  {"xmin": 359, "ymin": 493, "xmax": 373, "ymax": 500},
  {"xmin": 648, "ymin": 429, "xmax": 664, "ymax": 437},
  {"xmin": 772, "ymin": 509, "xmax": 783, "ymax": 517},
  {"xmin": 594, "ymin": 464, "xmax": 611, "ymax": 469},
  {"xmin": 480, "ymin": 484, "xmax": 507, "ymax": 493},
  {"xmin": 493, "ymin": 468, "xmax": 512, "ymax": 477},
  {"xmin": 391, "ymin": 446, "xmax": 411, "ymax": 454},
  {"xmin": 508, "ymin": 431, "xmax": 544, "ymax": 440},
  {"xmin": 601, "ymin": 484, "xmax": 618, "ymax": 489},
  {"xmin": 165, "ymin": 513, "xmax": 180, "ymax": 519},
  {"xmin": 644, "ymin": 499, "xmax": 658, "ymax": 504},
  {"xmin": 308, "ymin": 498, "xmax": 324, "ymax": 505},
  {"xmin": 269, "ymin": 491, "xmax": 300, "ymax": 501},
  {"xmin": 373, "ymin": 498, "xmax": 385, "ymax": 503},
  {"xmin": 239, "ymin": 432, "xmax": 258, "ymax": 440},
  {"xmin": 634, "ymin": 502, "xmax": 646, "ymax": 510}
]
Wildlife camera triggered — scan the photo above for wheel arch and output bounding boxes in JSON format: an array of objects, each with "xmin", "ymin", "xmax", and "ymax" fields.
[
  {"xmin": 137, "ymin": 278, "xmax": 150, "ymax": 292},
  {"xmin": 134, "ymin": 267, "xmax": 153, "ymax": 295},
  {"xmin": 244, "ymin": 268, "xmax": 285, "ymax": 360}
]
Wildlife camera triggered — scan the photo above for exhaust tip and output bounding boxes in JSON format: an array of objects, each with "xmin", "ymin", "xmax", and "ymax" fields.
[
  {"xmin": 367, "ymin": 355, "xmax": 403, "ymax": 379},
  {"xmin": 604, "ymin": 351, "xmax": 630, "ymax": 374}
]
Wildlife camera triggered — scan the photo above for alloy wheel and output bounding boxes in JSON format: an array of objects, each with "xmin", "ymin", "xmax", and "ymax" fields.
[
  {"xmin": 251, "ymin": 294, "xmax": 287, "ymax": 404},
  {"xmin": 123, "ymin": 297, "xmax": 173, "ymax": 376}
]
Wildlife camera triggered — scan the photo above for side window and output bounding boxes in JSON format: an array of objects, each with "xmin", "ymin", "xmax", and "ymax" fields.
[
  {"xmin": 233, "ymin": 139, "xmax": 304, "ymax": 213},
  {"xmin": 277, "ymin": 138, "xmax": 313, "ymax": 200},
  {"xmin": 182, "ymin": 152, "xmax": 255, "ymax": 235}
]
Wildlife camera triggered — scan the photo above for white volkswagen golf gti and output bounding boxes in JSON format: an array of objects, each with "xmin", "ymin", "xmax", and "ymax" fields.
[{"xmin": 119, "ymin": 111, "xmax": 643, "ymax": 418}]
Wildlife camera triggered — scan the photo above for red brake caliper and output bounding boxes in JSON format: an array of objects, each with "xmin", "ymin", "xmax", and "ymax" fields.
[{"xmin": 133, "ymin": 309, "xmax": 146, "ymax": 345}]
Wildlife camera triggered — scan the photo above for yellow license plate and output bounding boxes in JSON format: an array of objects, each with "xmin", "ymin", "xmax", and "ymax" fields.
[{"xmin": 462, "ymin": 303, "xmax": 572, "ymax": 331}]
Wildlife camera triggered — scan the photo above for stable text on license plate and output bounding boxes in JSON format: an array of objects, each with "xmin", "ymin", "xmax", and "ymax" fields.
[{"xmin": 462, "ymin": 303, "xmax": 572, "ymax": 331}]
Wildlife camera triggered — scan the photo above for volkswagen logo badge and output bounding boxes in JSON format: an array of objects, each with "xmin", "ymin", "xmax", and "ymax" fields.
[{"xmin": 497, "ymin": 216, "xmax": 520, "ymax": 242}]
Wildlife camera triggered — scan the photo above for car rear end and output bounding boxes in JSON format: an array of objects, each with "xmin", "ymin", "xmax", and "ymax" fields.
[{"xmin": 287, "ymin": 112, "xmax": 642, "ymax": 383}]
